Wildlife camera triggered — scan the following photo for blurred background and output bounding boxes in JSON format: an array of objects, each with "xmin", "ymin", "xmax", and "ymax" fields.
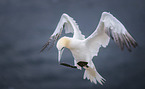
[{"xmin": 0, "ymin": 0, "xmax": 145, "ymax": 89}]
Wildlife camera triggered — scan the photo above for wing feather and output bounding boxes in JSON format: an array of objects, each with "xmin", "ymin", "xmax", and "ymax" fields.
[
  {"xmin": 85, "ymin": 12, "xmax": 137, "ymax": 57},
  {"xmin": 41, "ymin": 13, "xmax": 85, "ymax": 52}
]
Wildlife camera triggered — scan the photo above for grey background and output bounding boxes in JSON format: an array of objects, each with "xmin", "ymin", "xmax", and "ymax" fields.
[{"xmin": 0, "ymin": 0, "xmax": 145, "ymax": 89}]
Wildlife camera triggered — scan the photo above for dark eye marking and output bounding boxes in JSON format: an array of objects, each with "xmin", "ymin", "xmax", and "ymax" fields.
[{"xmin": 61, "ymin": 47, "xmax": 65, "ymax": 51}]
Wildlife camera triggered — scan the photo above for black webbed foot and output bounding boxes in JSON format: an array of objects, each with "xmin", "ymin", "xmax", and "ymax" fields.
[{"xmin": 77, "ymin": 61, "xmax": 89, "ymax": 68}]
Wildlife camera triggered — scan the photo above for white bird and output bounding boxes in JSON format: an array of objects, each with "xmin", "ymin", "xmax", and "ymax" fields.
[{"xmin": 41, "ymin": 12, "xmax": 137, "ymax": 85}]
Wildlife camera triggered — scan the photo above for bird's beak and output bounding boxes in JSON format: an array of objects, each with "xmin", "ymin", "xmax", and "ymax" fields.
[{"xmin": 58, "ymin": 48, "xmax": 64, "ymax": 62}]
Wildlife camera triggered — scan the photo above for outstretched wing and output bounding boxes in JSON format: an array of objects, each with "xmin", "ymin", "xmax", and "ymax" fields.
[
  {"xmin": 41, "ymin": 13, "xmax": 85, "ymax": 52},
  {"xmin": 85, "ymin": 12, "xmax": 137, "ymax": 57}
]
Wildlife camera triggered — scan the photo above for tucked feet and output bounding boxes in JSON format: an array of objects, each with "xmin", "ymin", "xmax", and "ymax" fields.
[
  {"xmin": 60, "ymin": 61, "xmax": 89, "ymax": 69},
  {"xmin": 77, "ymin": 61, "xmax": 89, "ymax": 68}
]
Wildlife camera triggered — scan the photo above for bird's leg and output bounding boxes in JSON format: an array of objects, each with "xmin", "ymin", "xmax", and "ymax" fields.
[{"xmin": 74, "ymin": 60, "xmax": 82, "ymax": 70}]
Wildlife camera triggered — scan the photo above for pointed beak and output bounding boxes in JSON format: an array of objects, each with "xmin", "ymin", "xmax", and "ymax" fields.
[{"xmin": 58, "ymin": 48, "xmax": 64, "ymax": 62}]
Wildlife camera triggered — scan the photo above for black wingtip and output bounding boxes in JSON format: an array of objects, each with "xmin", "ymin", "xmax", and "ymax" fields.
[
  {"xmin": 40, "ymin": 36, "xmax": 57, "ymax": 53},
  {"xmin": 60, "ymin": 63, "xmax": 77, "ymax": 68},
  {"xmin": 40, "ymin": 41, "xmax": 50, "ymax": 52}
]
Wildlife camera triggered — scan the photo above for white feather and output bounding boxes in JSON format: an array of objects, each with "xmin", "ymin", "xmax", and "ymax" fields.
[
  {"xmin": 85, "ymin": 12, "xmax": 137, "ymax": 57},
  {"xmin": 52, "ymin": 13, "xmax": 85, "ymax": 40}
]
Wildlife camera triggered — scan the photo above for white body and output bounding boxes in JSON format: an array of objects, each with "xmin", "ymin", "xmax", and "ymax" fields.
[
  {"xmin": 43, "ymin": 12, "xmax": 137, "ymax": 84},
  {"xmin": 69, "ymin": 39, "xmax": 88, "ymax": 62},
  {"xmin": 68, "ymin": 38, "xmax": 105, "ymax": 84}
]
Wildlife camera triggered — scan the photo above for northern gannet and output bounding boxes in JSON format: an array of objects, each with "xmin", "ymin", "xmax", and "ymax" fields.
[{"xmin": 41, "ymin": 12, "xmax": 137, "ymax": 84}]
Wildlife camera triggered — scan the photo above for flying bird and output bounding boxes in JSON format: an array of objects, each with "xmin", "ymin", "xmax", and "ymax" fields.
[{"xmin": 41, "ymin": 12, "xmax": 137, "ymax": 84}]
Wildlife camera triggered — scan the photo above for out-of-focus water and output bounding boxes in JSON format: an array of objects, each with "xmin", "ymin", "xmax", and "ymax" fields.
[{"xmin": 0, "ymin": 0, "xmax": 145, "ymax": 89}]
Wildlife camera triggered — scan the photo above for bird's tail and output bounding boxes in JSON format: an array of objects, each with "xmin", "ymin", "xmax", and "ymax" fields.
[{"xmin": 83, "ymin": 61, "xmax": 105, "ymax": 85}]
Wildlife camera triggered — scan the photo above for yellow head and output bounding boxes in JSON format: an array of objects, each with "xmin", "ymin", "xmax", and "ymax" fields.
[
  {"xmin": 56, "ymin": 37, "xmax": 70, "ymax": 62},
  {"xmin": 56, "ymin": 37, "xmax": 70, "ymax": 50}
]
